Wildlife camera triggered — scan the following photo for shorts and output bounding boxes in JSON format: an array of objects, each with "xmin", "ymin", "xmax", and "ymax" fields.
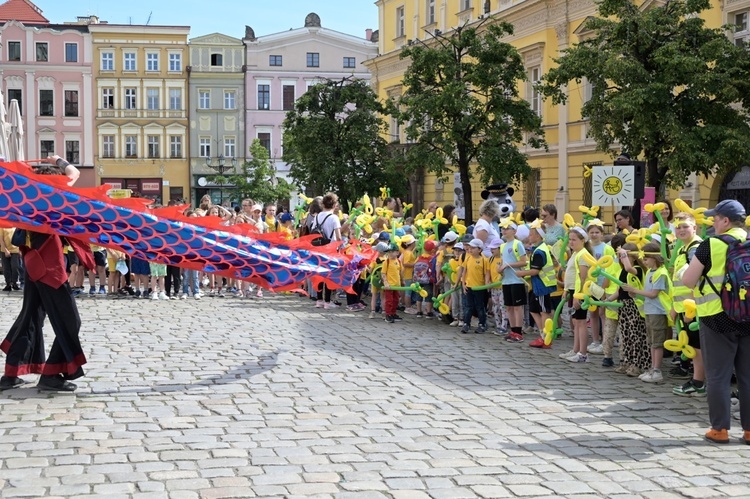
[
  {"xmin": 567, "ymin": 290, "xmax": 588, "ymax": 320},
  {"xmin": 130, "ymin": 257, "xmax": 150, "ymax": 276},
  {"xmin": 503, "ymin": 283, "xmax": 527, "ymax": 306},
  {"xmin": 645, "ymin": 314, "xmax": 670, "ymax": 348},
  {"xmin": 149, "ymin": 262, "xmax": 167, "ymax": 277},
  {"xmin": 414, "ymin": 283, "xmax": 433, "ymax": 302},
  {"xmin": 67, "ymin": 251, "xmax": 79, "ymax": 266},
  {"xmin": 679, "ymin": 313, "xmax": 700, "ymax": 349},
  {"xmin": 528, "ymin": 291, "xmax": 552, "ymax": 314},
  {"xmin": 93, "ymin": 250, "xmax": 106, "ymax": 267}
]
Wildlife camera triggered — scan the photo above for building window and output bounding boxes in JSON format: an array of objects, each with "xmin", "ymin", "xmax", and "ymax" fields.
[
  {"xmin": 199, "ymin": 137, "xmax": 211, "ymax": 158},
  {"xmin": 148, "ymin": 136, "xmax": 160, "ymax": 158},
  {"xmin": 102, "ymin": 136, "xmax": 114, "ymax": 158},
  {"xmin": 306, "ymin": 52, "xmax": 319, "ymax": 67},
  {"xmin": 527, "ymin": 66, "xmax": 541, "ymax": 117},
  {"xmin": 258, "ymin": 84, "xmax": 270, "ymax": 110},
  {"xmin": 147, "ymin": 88, "xmax": 159, "ymax": 110},
  {"xmin": 65, "ymin": 140, "xmax": 80, "ymax": 164},
  {"xmin": 282, "ymin": 84, "xmax": 295, "ymax": 111},
  {"xmin": 40, "ymin": 140, "xmax": 54, "ymax": 159},
  {"xmin": 257, "ymin": 133, "xmax": 271, "ymax": 154},
  {"xmin": 224, "ymin": 137, "xmax": 236, "ymax": 159},
  {"xmin": 396, "ymin": 7, "xmax": 405, "ymax": 37},
  {"xmin": 147, "ymin": 53, "xmax": 159, "ymax": 71},
  {"xmin": 582, "ymin": 77, "xmax": 593, "ymax": 104},
  {"xmin": 199, "ymin": 90, "xmax": 210, "ymax": 109},
  {"xmin": 169, "ymin": 52, "xmax": 182, "ymax": 71},
  {"xmin": 102, "ymin": 88, "xmax": 114, "ymax": 109},
  {"xmin": 735, "ymin": 12, "xmax": 749, "ymax": 47},
  {"xmin": 269, "ymin": 55, "xmax": 282, "ymax": 66},
  {"xmin": 8, "ymin": 41, "xmax": 21, "ymax": 61},
  {"xmin": 7, "ymin": 89, "xmax": 22, "ymax": 114},
  {"xmin": 170, "ymin": 136, "xmax": 182, "ymax": 158},
  {"xmin": 39, "ymin": 90, "xmax": 53, "ymax": 116},
  {"xmin": 461, "ymin": 0, "xmax": 472, "ymax": 11},
  {"xmin": 124, "ymin": 52, "xmax": 136, "ymax": 71},
  {"xmin": 427, "ymin": 0, "xmax": 436, "ymax": 24},
  {"xmin": 125, "ymin": 88, "xmax": 137, "ymax": 110},
  {"xmin": 101, "ymin": 52, "xmax": 114, "ymax": 71},
  {"xmin": 343, "ymin": 57, "xmax": 356, "ymax": 68},
  {"xmin": 125, "ymin": 136, "xmax": 137, "ymax": 158},
  {"xmin": 169, "ymin": 88, "xmax": 181, "ymax": 110},
  {"xmin": 524, "ymin": 168, "xmax": 541, "ymax": 209},
  {"xmin": 64, "ymin": 90, "xmax": 79, "ymax": 117},
  {"xmin": 36, "ymin": 42, "xmax": 48, "ymax": 62},
  {"xmin": 211, "ymin": 53, "xmax": 223, "ymax": 66},
  {"xmin": 65, "ymin": 43, "xmax": 77, "ymax": 62},
  {"xmin": 224, "ymin": 91, "xmax": 235, "ymax": 110}
]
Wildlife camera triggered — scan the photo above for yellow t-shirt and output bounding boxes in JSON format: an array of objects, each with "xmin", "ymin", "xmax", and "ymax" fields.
[
  {"xmin": 1, "ymin": 228, "xmax": 20, "ymax": 254},
  {"xmin": 462, "ymin": 254, "xmax": 488, "ymax": 288},
  {"xmin": 382, "ymin": 257, "xmax": 402, "ymax": 287},
  {"xmin": 488, "ymin": 255, "xmax": 501, "ymax": 284},
  {"xmin": 401, "ymin": 249, "xmax": 417, "ymax": 280}
]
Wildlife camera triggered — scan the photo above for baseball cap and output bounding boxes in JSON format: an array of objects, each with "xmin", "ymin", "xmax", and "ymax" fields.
[
  {"xmin": 388, "ymin": 243, "xmax": 400, "ymax": 252},
  {"xmin": 454, "ymin": 242, "xmax": 464, "ymax": 250},
  {"xmin": 468, "ymin": 238, "xmax": 484, "ymax": 249},
  {"xmin": 460, "ymin": 234, "xmax": 474, "ymax": 243},
  {"xmin": 705, "ymin": 200, "xmax": 746, "ymax": 221},
  {"xmin": 374, "ymin": 242, "xmax": 390, "ymax": 253},
  {"xmin": 486, "ymin": 237, "xmax": 503, "ymax": 249},
  {"xmin": 279, "ymin": 212, "xmax": 294, "ymax": 223},
  {"xmin": 441, "ymin": 232, "xmax": 458, "ymax": 243},
  {"xmin": 423, "ymin": 240, "xmax": 437, "ymax": 252},
  {"xmin": 377, "ymin": 232, "xmax": 391, "ymax": 241},
  {"xmin": 251, "ymin": 204, "xmax": 263, "ymax": 212},
  {"xmin": 400, "ymin": 234, "xmax": 416, "ymax": 245}
]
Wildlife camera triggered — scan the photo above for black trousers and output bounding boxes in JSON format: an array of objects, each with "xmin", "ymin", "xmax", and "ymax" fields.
[{"xmin": 164, "ymin": 265, "xmax": 182, "ymax": 296}]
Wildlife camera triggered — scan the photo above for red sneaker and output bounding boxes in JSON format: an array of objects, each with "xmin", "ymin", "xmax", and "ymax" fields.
[
  {"xmin": 505, "ymin": 332, "xmax": 524, "ymax": 343},
  {"xmin": 529, "ymin": 337, "xmax": 550, "ymax": 349}
]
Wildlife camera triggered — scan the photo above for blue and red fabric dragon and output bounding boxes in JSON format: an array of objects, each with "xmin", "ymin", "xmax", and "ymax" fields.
[{"xmin": 0, "ymin": 160, "xmax": 367, "ymax": 292}]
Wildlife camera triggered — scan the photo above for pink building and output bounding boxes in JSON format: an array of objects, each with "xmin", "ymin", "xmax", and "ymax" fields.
[
  {"xmin": 243, "ymin": 13, "xmax": 377, "ymax": 209},
  {"xmin": 0, "ymin": 0, "xmax": 95, "ymax": 185}
]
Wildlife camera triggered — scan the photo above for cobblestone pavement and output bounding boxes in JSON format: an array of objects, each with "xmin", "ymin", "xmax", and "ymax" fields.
[{"xmin": 1, "ymin": 291, "xmax": 750, "ymax": 499}]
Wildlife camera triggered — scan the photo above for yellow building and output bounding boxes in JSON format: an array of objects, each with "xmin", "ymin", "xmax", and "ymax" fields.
[
  {"xmin": 367, "ymin": 0, "xmax": 741, "ymax": 225},
  {"xmin": 88, "ymin": 21, "xmax": 190, "ymax": 204}
]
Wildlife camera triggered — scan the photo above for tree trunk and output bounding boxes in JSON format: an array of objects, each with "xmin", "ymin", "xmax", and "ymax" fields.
[{"xmin": 459, "ymin": 160, "xmax": 473, "ymax": 223}]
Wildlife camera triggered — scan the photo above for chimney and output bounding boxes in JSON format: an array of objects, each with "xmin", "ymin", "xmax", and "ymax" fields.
[{"xmin": 365, "ymin": 28, "xmax": 373, "ymax": 41}]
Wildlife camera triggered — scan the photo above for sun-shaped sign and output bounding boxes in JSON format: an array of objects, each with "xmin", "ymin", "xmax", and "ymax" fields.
[{"xmin": 592, "ymin": 165, "xmax": 635, "ymax": 206}]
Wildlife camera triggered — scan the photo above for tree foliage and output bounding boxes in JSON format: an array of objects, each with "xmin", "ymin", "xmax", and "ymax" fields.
[
  {"xmin": 282, "ymin": 77, "xmax": 402, "ymax": 208},
  {"xmin": 393, "ymin": 21, "xmax": 546, "ymax": 222},
  {"xmin": 225, "ymin": 139, "xmax": 292, "ymax": 205},
  {"xmin": 539, "ymin": 0, "xmax": 750, "ymax": 195}
]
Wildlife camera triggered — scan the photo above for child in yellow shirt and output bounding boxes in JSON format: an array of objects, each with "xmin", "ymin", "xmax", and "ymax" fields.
[
  {"xmin": 461, "ymin": 239, "xmax": 488, "ymax": 334},
  {"xmin": 382, "ymin": 243, "xmax": 404, "ymax": 323}
]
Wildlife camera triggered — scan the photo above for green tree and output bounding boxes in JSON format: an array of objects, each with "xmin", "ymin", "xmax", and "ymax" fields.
[
  {"xmin": 282, "ymin": 77, "xmax": 401, "ymax": 208},
  {"xmin": 539, "ymin": 0, "xmax": 750, "ymax": 196},
  {"xmin": 393, "ymin": 21, "xmax": 546, "ymax": 222},
  {"xmin": 226, "ymin": 139, "xmax": 292, "ymax": 205}
]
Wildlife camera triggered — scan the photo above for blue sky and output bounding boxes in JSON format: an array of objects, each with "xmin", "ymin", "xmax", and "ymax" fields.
[{"xmin": 35, "ymin": 1, "xmax": 378, "ymax": 39}]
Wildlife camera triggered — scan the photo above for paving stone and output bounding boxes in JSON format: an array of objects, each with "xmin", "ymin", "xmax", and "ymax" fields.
[{"xmin": 1, "ymin": 294, "xmax": 750, "ymax": 498}]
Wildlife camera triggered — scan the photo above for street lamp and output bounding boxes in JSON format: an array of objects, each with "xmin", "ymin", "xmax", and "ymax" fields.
[{"xmin": 205, "ymin": 154, "xmax": 237, "ymax": 205}]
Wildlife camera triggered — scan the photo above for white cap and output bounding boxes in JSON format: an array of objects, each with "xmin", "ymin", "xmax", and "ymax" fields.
[{"xmin": 441, "ymin": 232, "xmax": 458, "ymax": 243}]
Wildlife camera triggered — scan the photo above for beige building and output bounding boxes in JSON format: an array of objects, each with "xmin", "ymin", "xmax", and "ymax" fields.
[
  {"xmin": 367, "ymin": 0, "xmax": 736, "ymax": 224},
  {"xmin": 88, "ymin": 21, "xmax": 190, "ymax": 204}
]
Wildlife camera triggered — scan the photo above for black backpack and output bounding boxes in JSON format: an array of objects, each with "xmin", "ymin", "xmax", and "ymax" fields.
[{"xmin": 310, "ymin": 213, "xmax": 333, "ymax": 246}]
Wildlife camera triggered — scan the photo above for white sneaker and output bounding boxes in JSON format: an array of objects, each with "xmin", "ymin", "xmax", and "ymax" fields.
[
  {"xmin": 180, "ymin": 293, "xmax": 188, "ymax": 300},
  {"xmin": 638, "ymin": 369, "xmax": 654, "ymax": 380},
  {"xmin": 449, "ymin": 320, "xmax": 459, "ymax": 327},
  {"xmin": 324, "ymin": 302, "xmax": 339, "ymax": 310},
  {"xmin": 369, "ymin": 311, "xmax": 376, "ymax": 319},
  {"xmin": 588, "ymin": 343, "xmax": 604, "ymax": 355},
  {"xmin": 315, "ymin": 300, "xmax": 325, "ymax": 308},
  {"xmin": 151, "ymin": 293, "xmax": 159, "ymax": 300},
  {"xmin": 404, "ymin": 307, "xmax": 418, "ymax": 315},
  {"xmin": 194, "ymin": 293, "xmax": 201, "ymax": 300},
  {"xmin": 159, "ymin": 291, "xmax": 168, "ymax": 300},
  {"xmin": 641, "ymin": 370, "xmax": 663, "ymax": 383},
  {"xmin": 559, "ymin": 349, "xmax": 576, "ymax": 359},
  {"xmin": 567, "ymin": 352, "xmax": 588, "ymax": 363}
]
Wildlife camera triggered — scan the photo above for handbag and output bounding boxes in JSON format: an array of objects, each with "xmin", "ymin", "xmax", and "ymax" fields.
[{"xmin": 10, "ymin": 228, "xmax": 27, "ymax": 247}]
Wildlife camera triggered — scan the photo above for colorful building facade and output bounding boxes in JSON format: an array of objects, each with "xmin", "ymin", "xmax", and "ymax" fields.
[{"xmin": 367, "ymin": 0, "xmax": 742, "ymax": 224}]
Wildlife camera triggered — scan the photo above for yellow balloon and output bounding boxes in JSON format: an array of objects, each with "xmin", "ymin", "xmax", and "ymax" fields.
[
  {"xmin": 664, "ymin": 339, "xmax": 683, "ymax": 352},
  {"xmin": 419, "ymin": 290, "xmax": 428, "ymax": 298},
  {"xmin": 598, "ymin": 255, "xmax": 614, "ymax": 268},
  {"xmin": 683, "ymin": 345, "xmax": 697, "ymax": 359},
  {"xmin": 677, "ymin": 329, "xmax": 690, "ymax": 345},
  {"xmin": 644, "ymin": 203, "xmax": 655, "ymax": 213},
  {"xmin": 652, "ymin": 202, "xmax": 666, "ymax": 211},
  {"xmin": 581, "ymin": 252, "xmax": 599, "ymax": 267},
  {"xmin": 439, "ymin": 303, "xmax": 450, "ymax": 315}
]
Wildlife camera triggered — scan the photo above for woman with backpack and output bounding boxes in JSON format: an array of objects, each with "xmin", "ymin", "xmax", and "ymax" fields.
[
  {"xmin": 682, "ymin": 199, "xmax": 750, "ymax": 445},
  {"xmin": 312, "ymin": 192, "xmax": 342, "ymax": 310}
]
